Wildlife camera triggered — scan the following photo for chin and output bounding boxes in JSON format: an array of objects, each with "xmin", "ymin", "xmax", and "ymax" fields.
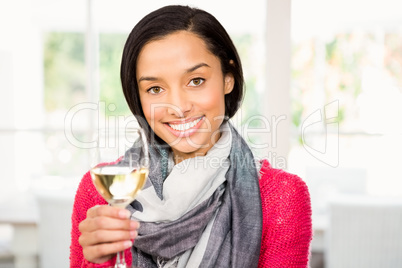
[
  {"xmin": 171, "ymin": 140, "xmax": 208, "ymax": 155},
  {"xmin": 172, "ymin": 144, "xmax": 202, "ymax": 154}
]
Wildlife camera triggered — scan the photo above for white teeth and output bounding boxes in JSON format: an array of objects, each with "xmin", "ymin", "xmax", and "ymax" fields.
[{"xmin": 169, "ymin": 117, "xmax": 202, "ymax": 131}]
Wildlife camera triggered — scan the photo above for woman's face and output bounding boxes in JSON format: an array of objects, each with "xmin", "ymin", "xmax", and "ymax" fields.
[{"xmin": 137, "ymin": 31, "xmax": 234, "ymax": 162}]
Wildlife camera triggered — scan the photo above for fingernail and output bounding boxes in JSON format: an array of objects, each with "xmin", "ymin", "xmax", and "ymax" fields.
[
  {"xmin": 124, "ymin": 240, "xmax": 133, "ymax": 248},
  {"xmin": 130, "ymin": 221, "xmax": 139, "ymax": 229},
  {"xmin": 119, "ymin": 210, "xmax": 131, "ymax": 219},
  {"xmin": 130, "ymin": 231, "xmax": 137, "ymax": 239}
]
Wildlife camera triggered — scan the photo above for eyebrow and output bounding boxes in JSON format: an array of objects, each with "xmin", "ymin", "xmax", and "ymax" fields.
[
  {"xmin": 185, "ymin": 63, "xmax": 210, "ymax": 73},
  {"xmin": 138, "ymin": 63, "xmax": 210, "ymax": 83}
]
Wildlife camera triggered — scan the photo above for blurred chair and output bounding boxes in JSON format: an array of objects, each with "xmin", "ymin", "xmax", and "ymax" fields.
[
  {"xmin": 0, "ymin": 191, "xmax": 39, "ymax": 268},
  {"xmin": 326, "ymin": 195, "xmax": 402, "ymax": 268},
  {"xmin": 305, "ymin": 166, "xmax": 367, "ymax": 252},
  {"xmin": 36, "ymin": 191, "xmax": 74, "ymax": 268},
  {"xmin": 0, "ymin": 224, "xmax": 14, "ymax": 266},
  {"xmin": 35, "ymin": 177, "xmax": 77, "ymax": 268},
  {"xmin": 306, "ymin": 166, "xmax": 367, "ymax": 216}
]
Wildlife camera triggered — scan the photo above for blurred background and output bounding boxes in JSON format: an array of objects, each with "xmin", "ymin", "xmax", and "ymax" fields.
[{"xmin": 0, "ymin": 0, "xmax": 401, "ymax": 267}]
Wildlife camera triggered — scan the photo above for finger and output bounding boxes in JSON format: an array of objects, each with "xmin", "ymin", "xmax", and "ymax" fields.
[
  {"xmin": 79, "ymin": 216, "xmax": 140, "ymax": 233},
  {"xmin": 87, "ymin": 205, "xmax": 132, "ymax": 220},
  {"xmin": 83, "ymin": 240, "xmax": 133, "ymax": 264},
  {"xmin": 79, "ymin": 229, "xmax": 138, "ymax": 247}
]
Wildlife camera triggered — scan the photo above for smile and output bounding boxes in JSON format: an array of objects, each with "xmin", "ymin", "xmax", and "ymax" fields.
[
  {"xmin": 168, "ymin": 117, "xmax": 203, "ymax": 131},
  {"xmin": 164, "ymin": 116, "xmax": 205, "ymax": 137}
]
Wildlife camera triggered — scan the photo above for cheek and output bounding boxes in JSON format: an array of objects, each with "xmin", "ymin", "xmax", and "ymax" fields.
[
  {"xmin": 197, "ymin": 91, "xmax": 226, "ymax": 114},
  {"xmin": 140, "ymin": 98, "xmax": 158, "ymax": 124}
]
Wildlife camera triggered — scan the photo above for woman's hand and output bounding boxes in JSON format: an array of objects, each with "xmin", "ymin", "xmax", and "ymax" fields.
[{"xmin": 78, "ymin": 205, "xmax": 139, "ymax": 264}]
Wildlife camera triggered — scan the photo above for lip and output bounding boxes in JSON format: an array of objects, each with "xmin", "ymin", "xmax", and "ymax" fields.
[{"xmin": 164, "ymin": 116, "xmax": 205, "ymax": 137}]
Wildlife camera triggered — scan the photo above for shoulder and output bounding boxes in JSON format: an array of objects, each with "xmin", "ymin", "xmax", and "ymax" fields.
[
  {"xmin": 258, "ymin": 159, "xmax": 310, "ymax": 203},
  {"xmin": 258, "ymin": 159, "xmax": 311, "ymax": 222}
]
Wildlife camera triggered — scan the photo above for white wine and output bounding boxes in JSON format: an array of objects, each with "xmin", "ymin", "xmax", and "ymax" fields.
[{"xmin": 90, "ymin": 166, "xmax": 149, "ymax": 208}]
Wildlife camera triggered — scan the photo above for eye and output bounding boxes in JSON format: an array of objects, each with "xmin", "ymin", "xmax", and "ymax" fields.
[
  {"xmin": 188, "ymin": 78, "xmax": 205, "ymax": 87},
  {"xmin": 147, "ymin": 87, "xmax": 164, "ymax": 95}
]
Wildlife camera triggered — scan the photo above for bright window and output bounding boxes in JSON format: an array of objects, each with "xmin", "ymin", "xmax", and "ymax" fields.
[{"xmin": 290, "ymin": 0, "xmax": 402, "ymax": 196}]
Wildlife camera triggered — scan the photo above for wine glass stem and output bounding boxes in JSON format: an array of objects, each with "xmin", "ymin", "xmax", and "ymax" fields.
[{"xmin": 115, "ymin": 250, "xmax": 126, "ymax": 268}]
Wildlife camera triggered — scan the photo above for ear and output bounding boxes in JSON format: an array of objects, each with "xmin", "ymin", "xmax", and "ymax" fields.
[{"xmin": 224, "ymin": 73, "xmax": 234, "ymax": 95}]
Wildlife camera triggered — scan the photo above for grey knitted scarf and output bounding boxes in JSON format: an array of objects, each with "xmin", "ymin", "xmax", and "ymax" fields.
[{"xmin": 128, "ymin": 123, "xmax": 262, "ymax": 267}]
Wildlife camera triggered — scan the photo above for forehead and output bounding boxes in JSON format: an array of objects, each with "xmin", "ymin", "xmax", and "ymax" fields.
[
  {"xmin": 136, "ymin": 31, "xmax": 219, "ymax": 70},
  {"xmin": 144, "ymin": 30, "xmax": 209, "ymax": 51}
]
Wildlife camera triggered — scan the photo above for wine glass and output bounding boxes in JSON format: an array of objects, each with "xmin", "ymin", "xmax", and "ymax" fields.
[{"xmin": 90, "ymin": 127, "xmax": 149, "ymax": 268}]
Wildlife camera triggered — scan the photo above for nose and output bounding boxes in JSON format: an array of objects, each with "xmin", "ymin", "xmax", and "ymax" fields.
[{"xmin": 166, "ymin": 89, "xmax": 192, "ymax": 118}]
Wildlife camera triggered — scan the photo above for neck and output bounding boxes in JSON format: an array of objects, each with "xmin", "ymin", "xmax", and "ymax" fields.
[{"xmin": 171, "ymin": 132, "xmax": 222, "ymax": 164}]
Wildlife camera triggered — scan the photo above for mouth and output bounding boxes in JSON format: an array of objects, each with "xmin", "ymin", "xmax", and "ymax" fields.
[
  {"xmin": 168, "ymin": 117, "xmax": 203, "ymax": 131},
  {"xmin": 164, "ymin": 116, "xmax": 205, "ymax": 137}
]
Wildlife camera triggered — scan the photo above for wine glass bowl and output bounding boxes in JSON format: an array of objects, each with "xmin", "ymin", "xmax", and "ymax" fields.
[{"xmin": 91, "ymin": 164, "xmax": 148, "ymax": 208}]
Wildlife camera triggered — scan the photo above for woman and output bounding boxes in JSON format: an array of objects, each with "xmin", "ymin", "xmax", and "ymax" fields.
[{"xmin": 70, "ymin": 5, "xmax": 312, "ymax": 268}]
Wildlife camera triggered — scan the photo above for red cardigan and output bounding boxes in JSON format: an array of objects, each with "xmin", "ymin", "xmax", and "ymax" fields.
[{"xmin": 70, "ymin": 160, "xmax": 312, "ymax": 267}]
